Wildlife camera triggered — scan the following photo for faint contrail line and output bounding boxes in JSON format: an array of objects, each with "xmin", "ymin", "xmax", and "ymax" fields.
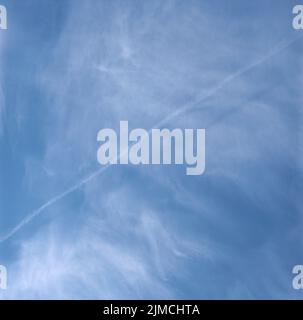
[
  {"xmin": 0, "ymin": 35, "xmax": 301, "ymax": 243},
  {"xmin": 0, "ymin": 165, "xmax": 111, "ymax": 242},
  {"xmin": 156, "ymin": 35, "xmax": 302, "ymax": 127}
]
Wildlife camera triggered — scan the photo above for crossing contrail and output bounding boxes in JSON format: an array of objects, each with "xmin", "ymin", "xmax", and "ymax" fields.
[{"xmin": 0, "ymin": 35, "xmax": 301, "ymax": 243}]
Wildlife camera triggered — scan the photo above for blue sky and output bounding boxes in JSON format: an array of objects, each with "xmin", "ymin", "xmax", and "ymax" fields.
[{"xmin": 0, "ymin": 0, "xmax": 302, "ymax": 299}]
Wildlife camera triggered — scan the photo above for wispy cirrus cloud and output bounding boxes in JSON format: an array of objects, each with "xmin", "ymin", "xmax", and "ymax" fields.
[{"xmin": 0, "ymin": 0, "xmax": 302, "ymax": 299}]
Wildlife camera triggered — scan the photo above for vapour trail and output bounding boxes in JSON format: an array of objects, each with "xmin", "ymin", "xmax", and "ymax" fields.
[
  {"xmin": 156, "ymin": 36, "xmax": 302, "ymax": 128},
  {"xmin": 0, "ymin": 165, "xmax": 111, "ymax": 242},
  {"xmin": 0, "ymin": 35, "xmax": 300, "ymax": 243}
]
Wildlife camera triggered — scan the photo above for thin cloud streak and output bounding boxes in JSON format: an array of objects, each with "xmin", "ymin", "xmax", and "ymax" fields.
[{"xmin": 0, "ymin": 35, "xmax": 300, "ymax": 244}]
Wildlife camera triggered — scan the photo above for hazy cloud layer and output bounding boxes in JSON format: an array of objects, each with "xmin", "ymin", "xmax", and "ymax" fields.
[{"xmin": 0, "ymin": 0, "xmax": 302, "ymax": 299}]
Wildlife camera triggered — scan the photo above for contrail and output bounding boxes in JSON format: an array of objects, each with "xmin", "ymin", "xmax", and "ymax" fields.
[
  {"xmin": 0, "ymin": 35, "xmax": 301, "ymax": 243},
  {"xmin": 156, "ymin": 35, "xmax": 302, "ymax": 128},
  {"xmin": 0, "ymin": 165, "xmax": 111, "ymax": 242}
]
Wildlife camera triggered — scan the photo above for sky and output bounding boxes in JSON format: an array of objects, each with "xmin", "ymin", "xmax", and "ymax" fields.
[{"xmin": 0, "ymin": 0, "xmax": 302, "ymax": 299}]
